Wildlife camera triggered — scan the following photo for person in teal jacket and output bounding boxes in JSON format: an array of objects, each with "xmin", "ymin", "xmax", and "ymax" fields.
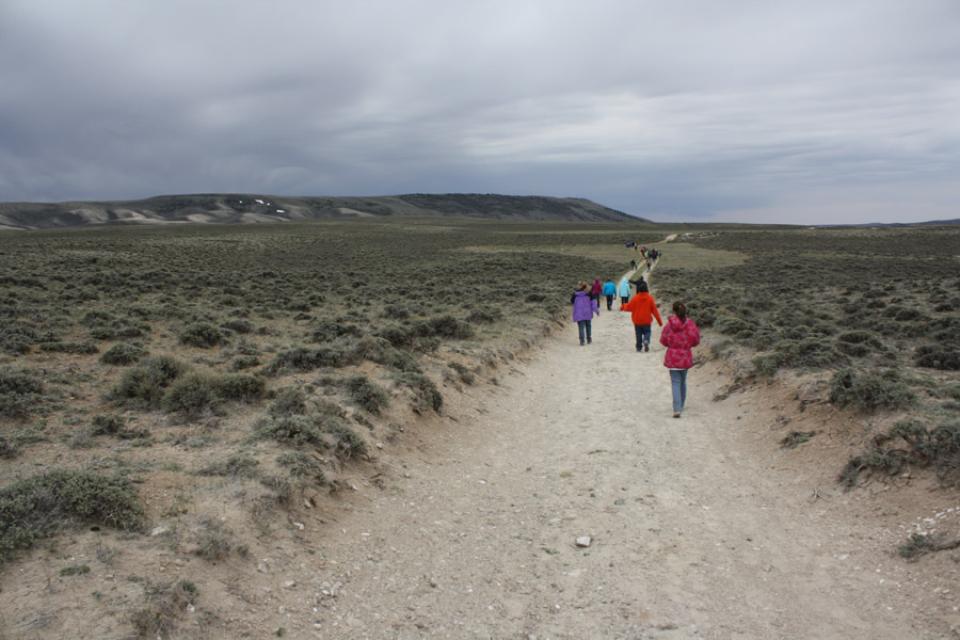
[
  {"xmin": 601, "ymin": 279, "xmax": 617, "ymax": 310},
  {"xmin": 618, "ymin": 277, "xmax": 632, "ymax": 307}
]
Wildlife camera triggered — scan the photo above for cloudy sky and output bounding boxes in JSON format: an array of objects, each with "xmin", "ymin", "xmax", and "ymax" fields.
[{"xmin": 1, "ymin": 1, "xmax": 958, "ymax": 223}]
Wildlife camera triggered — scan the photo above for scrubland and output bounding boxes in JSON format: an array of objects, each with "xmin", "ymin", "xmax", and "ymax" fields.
[
  {"xmin": 2, "ymin": 219, "xmax": 958, "ymax": 636},
  {"xmin": 0, "ymin": 219, "xmax": 648, "ymax": 636},
  {"xmin": 656, "ymin": 228, "xmax": 960, "ymax": 545}
]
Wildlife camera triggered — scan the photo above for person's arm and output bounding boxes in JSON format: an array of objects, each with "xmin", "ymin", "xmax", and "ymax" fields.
[
  {"xmin": 652, "ymin": 300, "xmax": 663, "ymax": 326},
  {"xmin": 688, "ymin": 320, "xmax": 701, "ymax": 347},
  {"xmin": 620, "ymin": 297, "xmax": 633, "ymax": 312},
  {"xmin": 660, "ymin": 322, "xmax": 671, "ymax": 346},
  {"xmin": 570, "ymin": 293, "xmax": 576, "ymax": 305}
]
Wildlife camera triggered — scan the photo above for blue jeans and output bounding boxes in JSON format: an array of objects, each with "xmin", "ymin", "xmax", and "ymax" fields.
[
  {"xmin": 577, "ymin": 320, "xmax": 592, "ymax": 344},
  {"xmin": 634, "ymin": 324, "xmax": 651, "ymax": 351},
  {"xmin": 669, "ymin": 369, "xmax": 688, "ymax": 413}
]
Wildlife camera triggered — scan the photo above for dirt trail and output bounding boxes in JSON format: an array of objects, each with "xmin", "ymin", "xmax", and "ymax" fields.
[{"xmin": 271, "ymin": 278, "xmax": 932, "ymax": 639}]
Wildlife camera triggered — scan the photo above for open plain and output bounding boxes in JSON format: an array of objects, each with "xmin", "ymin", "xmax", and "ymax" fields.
[{"xmin": 0, "ymin": 220, "xmax": 958, "ymax": 638}]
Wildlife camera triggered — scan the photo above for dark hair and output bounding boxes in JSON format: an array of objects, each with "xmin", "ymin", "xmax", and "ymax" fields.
[{"xmin": 673, "ymin": 301, "xmax": 687, "ymax": 320}]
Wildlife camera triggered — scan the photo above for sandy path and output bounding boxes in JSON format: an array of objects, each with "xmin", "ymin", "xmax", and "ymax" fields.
[{"xmin": 286, "ymin": 285, "xmax": 930, "ymax": 639}]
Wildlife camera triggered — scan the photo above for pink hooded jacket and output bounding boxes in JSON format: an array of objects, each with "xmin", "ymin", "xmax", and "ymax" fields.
[{"xmin": 659, "ymin": 315, "xmax": 700, "ymax": 369}]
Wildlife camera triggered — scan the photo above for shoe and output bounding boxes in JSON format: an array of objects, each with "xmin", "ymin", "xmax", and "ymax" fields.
[
  {"xmin": 579, "ymin": 341, "xmax": 585, "ymax": 346},
  {"xmin": 644, "ymin": 344, "xmax": 650, "ymax": 352},
  {"xmin": 587, "ymin": 339, "xmax": 592, "ymax": 344},
  {"xmin": 672, "ymin": 412, "xmax": 681, "ymax": 418}
]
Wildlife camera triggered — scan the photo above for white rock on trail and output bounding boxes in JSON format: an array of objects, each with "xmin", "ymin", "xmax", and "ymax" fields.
[{"xmin": 576, "ymin": 536, "xmax": 592, "ymax": 548}]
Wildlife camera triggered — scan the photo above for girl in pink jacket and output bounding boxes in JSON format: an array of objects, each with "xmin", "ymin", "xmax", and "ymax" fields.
[{"xmin": 659, "ymin": 301, "xmax": 701, "ymax": 418}]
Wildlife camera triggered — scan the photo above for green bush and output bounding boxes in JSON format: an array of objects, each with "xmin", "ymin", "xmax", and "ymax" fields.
[
  {"xmin": 216, "ymin": 374, "xmax": 266, "ymax": 402},
  {"xmin": 915, "ymin": 345, "xmax": 960, "ymax": 371},
  {"xmin": 277, "ymin": 452, "xmax": 326, "ymax": 483},
  {"xmin": 222, "ymin": 318, "xmax": 254, "ymax": 334},
  {"xmin": 162, "ymin": 373, "xmax": 221, "ymax": 416},
  {"xmin": 230, "ymin": 355, "xmax": 260, "ymax": 371},
  {"xmin": 0, "ymin": 367, "xmax": 45, "ymax": 418},
  {"xmin": 254, "ymin": 414, "xmax": 327, "ymax": 447},
  {"xmin": 345, "ymin": 375, "xmax": 390, "ymax": 414},
  {"xmin": 396, "ymin": 372, "xmax": 443, "ymax": 413},
  {"xmin": 90, "ymin": 414, "xmax": 125, "ymax": 436},
  {"xmin": 111, "ymin": 356, "xmax": 187, "ymax": 408},
  {"xmin": 179, "ymin": 322, "xmax": 224, "ymax": 348},
  {"xmin": 0, "ymin": 470, "xmax": 144, "ymax": 561},
  {"xmin": 751, "ymin": 353, "xmax": 784, "ymax": 379},
  {"xmin": 268, "ymin": 388, "xmax": 307, "ymax": 417},
  {"xmin": 829, "ymin": 368, "xmax": 916, "ymax": 412},
  {"xmin": 100, "ymin": 342, "xmax": 147, "ymax": 365}
]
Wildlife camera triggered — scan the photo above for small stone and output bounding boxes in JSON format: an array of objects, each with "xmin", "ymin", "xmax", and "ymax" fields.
[
  {"xmin": 284, "ymin": 580, "xmax": 297, "ymax": 589},
  {"xmin": 576, "ymin": 536, "xmax": 592, "ymax": 548},
  {"xmin": 293, "ymin": 522, "xmax": 305, "ymax": 530},
  {"xmin": 150, "ymin": 526, "xmax": 169, "ymax": 537}
]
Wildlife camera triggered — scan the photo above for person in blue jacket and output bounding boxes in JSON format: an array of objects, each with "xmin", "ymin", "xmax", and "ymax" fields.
[
  {"xmin": 618, "ymin": 276, "xmax": 632, "ymax": 307},
  {"xmin": 601, "ymin": 278, "xmax": 617, "ymax": 310}
]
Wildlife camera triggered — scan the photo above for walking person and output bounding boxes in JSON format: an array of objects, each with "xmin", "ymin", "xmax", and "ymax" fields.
[
  {"xmin": 618, "ymin": 276, "xmax": 631, "ymax": 307},
  {"xmin": 620, "ymin": 280, "xmax": 662, "ymax": 352},
  {"xmin": 660, "ymin": 301, "xmax": 701, "ymax": 418},
  {"xmin": 602, "ymin": 278, "xmax": 617, "ymax": 311},
  {"xmin": 570, "ymin": 282, "xmax": 596, "ymax": 346},
  {"xmin": 590, "ymin": 278, "xmax": 603, "ymax": 314}
]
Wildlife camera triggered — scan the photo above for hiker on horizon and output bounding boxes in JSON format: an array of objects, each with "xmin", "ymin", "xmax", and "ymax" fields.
[
  {"xmin": 602, "ymin": 277, "xmax": 617, "ymax": 311},
  {"xmin": 570, "ymin": 282, "xmax": 597, "ymax": 346},
  {"xmin": 660, "ymin": 301, "xmax": 701, "ymax": 418},
  {"xmin": 617, "ymin": 276, "xmax": 631, "ymax": 307},
  {"xmin": 620, "ymin": 279, "xmax": 662, "ymax": 352},
  {"xmin": 590, "ymin": 278, "xmax": 603, "ymax": 314}
]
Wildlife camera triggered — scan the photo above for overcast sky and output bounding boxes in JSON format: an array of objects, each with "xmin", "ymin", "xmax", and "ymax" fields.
[{"xmin": 1, "ymin": 1, "xmax": 958, "ymax": 223}]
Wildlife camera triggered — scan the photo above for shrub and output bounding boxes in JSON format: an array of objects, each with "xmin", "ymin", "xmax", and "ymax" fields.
[
  {"xmin": 222, "ymin": 318, "xmax": 254, "ymax": 334},
  {"xmin": 198, "ymin": 454, "xmax": 260, "ymax": 478},
  {"xmin": 39, "ymin": 341, "xmax": 99, "ymax": 355},
  {"xmin": 194, "ymin": 519, "xmax": 235, "ymax": 562},
  {"xmin": 254, "ymin": 415, "xmax": 327, "ymax": 447},
  {"xmin": 179, "ymin": 322, "xmax": 224, "ymax": 348},
  {"xmin": 111, "ymin": 356, "xmax": 186, "ymax": 408},
  {"xmin": 396, "ymin": 372, "xmax": 443, "ymax": 413},
  {"xmin": 100, "ymin": 342, "xmax": 147, "ymax": 365},
  {"xmin": 774, "ymin": 338, "xmax": 847, "ymax": 369},
  {"xmin": 345, "ymin": 375, "xmax": 390, "ymax": 414},
  {"xmin": 327, "ymin": 422, "xmax": 368, "ymax": 459},
  {"xmin": 0, "ymin": 367, "xmax": 44, "ymax": 418},
  {"xmin": 751, "ymin": 353, "xmax": 784, "ymax": 379},
  {"xmin": 162, "ymin": 373, "xmax": 221, "ymax": 416},
  {"xmin": 915, "ymin": 345, "xmax": 960, "ymax": 371},
  {"xmin": 0, "ymin": 470, "xmax": 144, "ymax": 561},
  {"xmin": 0, "ymin": 437, "xmax": 19, "ymax": 459},
  {"xmin": 266, "ymin": 345, "xmax": 360, "ymax": 374},
  {"xmin": 829, "ymin": 368, "xmax": 915, "ymax": 412},
  {"xmin": 268, "ymin": 388, "xmax": 307, "ymax": 417},
  {"xmin": 216, "ymin": 374, "xmax": 266, "ymax": 402},
  {"xmin": 466, "ymin": 308, "xmax": 503, "ymax": 324},
  {"xmin": 130, "ymin": 580, "xmax": 199, "ymax": 639},
  {"xmin": 277, "ymin": 452, "xmax": 326, "ymax": 483},
  {"xmin": 780, "ymin": 431, "xmax": 816, "ymax": 449},
  {"xmin": 230, "ymin": 355, "xmax": 260, "ymax": 371},
  {"xmin": 90, "ymin": 414, "xmax": 125, "ymax": 436}
]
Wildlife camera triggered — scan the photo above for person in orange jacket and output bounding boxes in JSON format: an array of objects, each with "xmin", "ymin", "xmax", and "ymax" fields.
[{"xmin": 620, "ymin": 279, "xmax": 662, "ymax": 352}]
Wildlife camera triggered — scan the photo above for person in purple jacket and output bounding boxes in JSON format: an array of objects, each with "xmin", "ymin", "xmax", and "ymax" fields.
[{"xmin": 570, "ymin": 281, "xmax": 598, "ymax": 346}]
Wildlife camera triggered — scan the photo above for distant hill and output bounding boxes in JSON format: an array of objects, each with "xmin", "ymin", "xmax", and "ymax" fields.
[
  {"xmin": 813, "ymin": 218, "xmax": 960, "ymax": 229},
  {"xmin": 0, "ymin": 193, "xmax": 644, "ymax": 230}
]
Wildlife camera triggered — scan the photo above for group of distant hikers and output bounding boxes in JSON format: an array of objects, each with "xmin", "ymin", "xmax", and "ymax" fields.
[{"xmin": 570, "ymin": 250, "xmax": 699, "ymax": 418}]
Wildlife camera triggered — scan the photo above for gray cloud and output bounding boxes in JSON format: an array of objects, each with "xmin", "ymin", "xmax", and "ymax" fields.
[{"xmin": 1, "ymin": 0, "xmax": 958, "ymax": 223}]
